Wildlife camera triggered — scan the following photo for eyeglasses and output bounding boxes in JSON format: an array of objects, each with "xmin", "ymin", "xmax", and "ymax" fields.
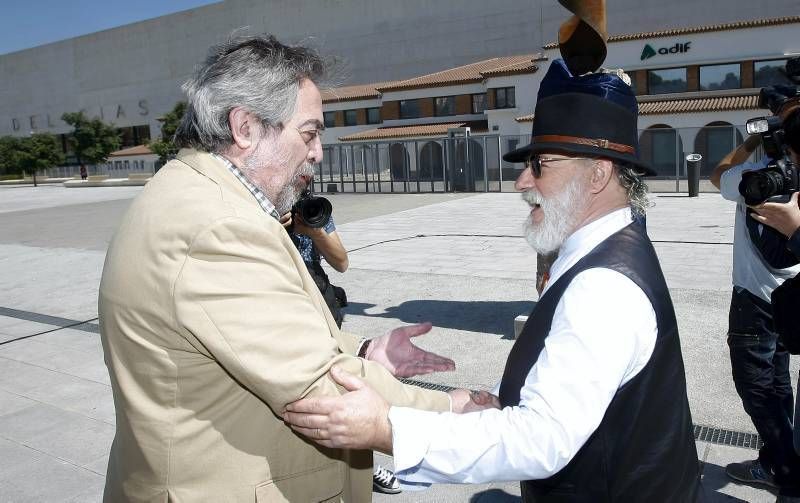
[
  {"xmin": 524, "ymin": 155, "xmax": 594, "ymax": 178},
  {"xmin": 294, "ymin": 126, "xmax": 324, "ymax": 146}
]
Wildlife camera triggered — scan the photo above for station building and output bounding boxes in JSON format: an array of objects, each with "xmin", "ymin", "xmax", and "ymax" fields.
[{"xmin": 317, "ymin": 16, "xmax": 800, "ymax": 192}]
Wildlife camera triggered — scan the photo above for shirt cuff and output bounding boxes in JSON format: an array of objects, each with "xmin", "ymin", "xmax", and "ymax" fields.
[
  {"xmin": 788, "ymin": 227, "xmax": 800, "ymax": 259},
  {"xmin": 388, "ymin": 406, "xmax": 437, "ymax": 474}
]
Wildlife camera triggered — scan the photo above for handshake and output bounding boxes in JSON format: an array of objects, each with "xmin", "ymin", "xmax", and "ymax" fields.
[{"xmin": 283, "ymin": 365, "xmax": 500, "ymax": 453}]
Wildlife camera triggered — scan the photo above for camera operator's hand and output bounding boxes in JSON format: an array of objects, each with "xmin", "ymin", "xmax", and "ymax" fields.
[
  {"xmin": 749, "ymin": 191, "xmax": 800, "ymax": 238},
  {"xmin": 279, "ymin": 211, "xmax": 293, "ymax": 229},
  {"xmin": 292, "ymin": 214, "xmax": 326, "ymax": 239}
]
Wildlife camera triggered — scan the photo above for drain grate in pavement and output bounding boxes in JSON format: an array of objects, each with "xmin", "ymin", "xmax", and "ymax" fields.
[
  {"xmin": 693, "ymin": 424, "xmax": 762, "ymax": 450},
  {"xmin": 402, "ymin": 379, "xmax": 763, "ymax": 451}
]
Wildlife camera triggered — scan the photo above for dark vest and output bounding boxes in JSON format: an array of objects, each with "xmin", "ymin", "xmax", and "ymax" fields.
[{"xmin": 499, "ymin": 221, "xmax": 701, "ymax": 503}]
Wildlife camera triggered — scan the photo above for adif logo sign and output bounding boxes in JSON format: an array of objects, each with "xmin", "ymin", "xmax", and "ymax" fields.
[{"xmin": 641, "ymin": 42, "xmax": 692, "ymax": 61}]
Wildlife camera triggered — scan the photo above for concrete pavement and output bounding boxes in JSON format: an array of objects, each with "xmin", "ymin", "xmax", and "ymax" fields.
[{"xmin": 0, "ymin": 184, "xmax": 797, "ymax": 502}]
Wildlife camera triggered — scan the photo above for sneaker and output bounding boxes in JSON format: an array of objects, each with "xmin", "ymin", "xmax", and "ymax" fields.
[
  {"xmin": 725, "ymin": 459, "xmax": 778, "ymax": 488},
  {"xmin": 776, "ymin": 496, "xmax": 800, "ymax": 502},
  {"xmin": 373, "ymin": 465, "xmax": 401, "ymax": 494}
]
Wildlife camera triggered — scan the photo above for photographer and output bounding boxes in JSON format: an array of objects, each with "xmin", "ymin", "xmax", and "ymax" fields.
[
  {"xmin": 280, "ymin": 198, "xmax": 403, "ymax": 495},
  {"xmin": 280, "ymin": 203, "xmax": 348, "ymax": 326},
  {"xmin": 711, "ymin": 102, "xmax": 800, "ymax": 501}
]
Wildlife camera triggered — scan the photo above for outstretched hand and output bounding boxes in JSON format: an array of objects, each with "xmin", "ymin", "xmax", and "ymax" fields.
[
  {"xmin": 365, "ymin": 322, "xmax": 456, "ymax": 378},
  {"xmin": 283, "ymin": 365, "xmax": 393, "ymax": 452}
]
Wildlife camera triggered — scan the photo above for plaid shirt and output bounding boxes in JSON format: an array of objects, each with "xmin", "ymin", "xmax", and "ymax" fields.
[{"xmin": 212, "ymin": 153, "xmax": 280, "ymax": 220}]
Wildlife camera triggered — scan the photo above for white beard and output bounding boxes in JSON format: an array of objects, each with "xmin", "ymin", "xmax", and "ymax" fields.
[{"xmin": 522, "ymin": 176, "xmax": 588, "ymax": 254}]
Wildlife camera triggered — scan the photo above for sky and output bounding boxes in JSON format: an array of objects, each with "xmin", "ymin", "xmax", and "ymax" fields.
[{"xmin": 0, "ymin": 0, "xmax": 221, "ymax": 55}]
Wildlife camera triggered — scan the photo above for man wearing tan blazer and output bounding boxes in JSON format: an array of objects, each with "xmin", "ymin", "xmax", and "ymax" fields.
[{"xmin": 99, "ymin": 35, "xmax": 467, "ymax": 502}]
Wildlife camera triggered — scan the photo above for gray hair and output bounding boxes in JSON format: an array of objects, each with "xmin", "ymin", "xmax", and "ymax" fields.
[
  {"xmin": 614, "ymin": 162, "xmax": 651, "ymax": 217},
  {"xmin": 174, "ymin": 34, "xmax": 328, "ymax": 152}
]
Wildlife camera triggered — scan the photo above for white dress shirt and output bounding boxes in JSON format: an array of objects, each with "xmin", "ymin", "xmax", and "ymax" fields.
[
  {"xmin": 719, "ymin": 159, "xmax": 800, "ymax": 302},
  {"xmin": 388, "ymin": 207, "xmax": 658, "ymax": 487}
]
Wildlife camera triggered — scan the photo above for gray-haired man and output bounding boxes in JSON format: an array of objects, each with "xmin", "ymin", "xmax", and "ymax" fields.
[{"xmin": 99, "ymin": 34, "xmax": 463, "ymax": 502}]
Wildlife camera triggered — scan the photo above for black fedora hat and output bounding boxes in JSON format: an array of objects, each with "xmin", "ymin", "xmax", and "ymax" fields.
[{"xmin": 504, "ymin": 59, "xmax": 655, "ymax": 176}]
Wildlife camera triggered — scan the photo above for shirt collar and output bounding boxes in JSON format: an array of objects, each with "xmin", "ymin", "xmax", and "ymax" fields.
[
  {"xmin": 545, "ymin": 207, "xmax": 634, "ymax": 293},
  {"xmin": 212, "ymin": 153, "xmax": 281, "ymax": 220}
]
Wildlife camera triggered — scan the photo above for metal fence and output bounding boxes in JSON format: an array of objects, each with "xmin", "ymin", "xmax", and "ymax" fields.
[{"xmin": 314, "ymin": 124, "xmax": 760, "ymax": 194}]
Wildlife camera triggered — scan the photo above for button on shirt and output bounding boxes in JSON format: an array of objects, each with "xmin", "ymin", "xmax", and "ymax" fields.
[
  {"xmin": 388, "ymin": 207, "xmax": 657, "ymax": 487},
  {"xmin": 719, "ymin": 159, "xmax": 800, "ymax": 302}
]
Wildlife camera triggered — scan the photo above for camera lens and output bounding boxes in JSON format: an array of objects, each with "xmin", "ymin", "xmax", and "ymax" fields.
[
  {"xmin": 739, "ymin": 169, "xmax": 785, "ymax": 205},
  {"xmin": 293, "ymin": 193, "xmax": 332, "ymax": 228}
]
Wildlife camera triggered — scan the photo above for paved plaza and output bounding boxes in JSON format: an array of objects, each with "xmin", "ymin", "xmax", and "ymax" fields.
[{"xmin": 0, "ymin": 184, "xmax": 797, "ymax": 502}]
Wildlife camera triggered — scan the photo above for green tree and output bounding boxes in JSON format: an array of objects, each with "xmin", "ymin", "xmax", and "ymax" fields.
[
  {"xmin": 149, "ymin": 101, "xmax": 186, "ymax": 164},
  {"xmin": 16, "ymin": 133, "xmax": 66, "ymax": 186},
  {"xmin": 61, "ymin": 111, "xmax": 121, "ymax": 171},
  {"xmin": 0, "ymin": 136, "xmax": 23, "ymax": 177}
]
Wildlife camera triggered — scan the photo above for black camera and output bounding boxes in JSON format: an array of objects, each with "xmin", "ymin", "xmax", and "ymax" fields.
[
  {"xmin": 738, "ymin": 57, "xmax": 800, "ymax": 206},
  {"xmin": 291, "ymin": 190, "xmax": 332, "ymax": 229}
]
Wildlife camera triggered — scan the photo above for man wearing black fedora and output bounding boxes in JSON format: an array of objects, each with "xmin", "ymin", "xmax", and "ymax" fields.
[{"xmin": 282, "ymin": 55, "xmax": 703, "ymax": 501}]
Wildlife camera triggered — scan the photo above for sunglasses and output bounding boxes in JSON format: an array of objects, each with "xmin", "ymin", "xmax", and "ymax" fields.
[{"xmin": 524, "ymin": 155, "xmax": 595, "ymax": 178}]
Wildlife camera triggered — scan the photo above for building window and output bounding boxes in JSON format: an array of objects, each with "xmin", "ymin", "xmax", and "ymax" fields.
[
  {"xmin": 647, "ymin": 68, "xmax": 687, "ymax": 94},
  {"xmin": 434, "ymin": 96, "xmax": 456, "ymax": 116},
  {"xmin": 367, "ymin": 107, "xmax": 381, "ymax": 124},
  {"xmin": 472, "ymin": 93, "xmax": 487, "ymax": 114},
  {"xmin": 344, "ymin": 110, "xmax": 358, "ymax": 126},
  {"xmin": 493, "ymin": 87, "xmax": 516, "ymax": 109},
  {"xmin": 399, "ymin": 99, "xmax": 421, "ymax": 119},
  {"xmin": 699, "ymin": 63, "xmax": 741, "ymax": 91},
  {"xmin": 115, "ymin": 161, "xmax": 122, "ymax": 170},
  {"xmin": 323, "ymin": 111, "xmax": 336, "ymax": 128},
  {"xmin": 754, "ymin": 59, "xmax": 791, "ymax": 87}
]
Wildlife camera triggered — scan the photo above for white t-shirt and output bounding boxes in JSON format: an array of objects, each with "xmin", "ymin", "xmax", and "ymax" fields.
[{"xmin": 719, "ymin": 159, "xmax": 800, "ymax": 302}]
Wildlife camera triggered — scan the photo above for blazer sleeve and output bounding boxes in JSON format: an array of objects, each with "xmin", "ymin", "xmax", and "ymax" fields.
[{"xmin": 173, "ymin": 215, "xmax": 450, "ymax": 413}]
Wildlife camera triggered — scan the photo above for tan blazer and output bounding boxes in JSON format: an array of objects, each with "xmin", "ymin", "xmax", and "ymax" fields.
[{"xmin": 99, "ymin": 149, "xmax": 450, "ymax": 502}]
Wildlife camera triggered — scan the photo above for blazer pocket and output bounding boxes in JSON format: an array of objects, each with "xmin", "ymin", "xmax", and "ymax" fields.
[{"xmin": 255, "ymin": 462, "xmax": 344, "ymax": 503}]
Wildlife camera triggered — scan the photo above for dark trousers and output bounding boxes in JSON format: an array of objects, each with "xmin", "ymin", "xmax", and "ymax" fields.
[{"xmin": 727, "ymin": 288, "xmax": 799, "ymax": 494}]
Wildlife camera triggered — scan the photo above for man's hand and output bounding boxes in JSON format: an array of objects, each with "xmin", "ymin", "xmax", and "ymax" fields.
[
  {"xmin": 448, "ymin": 389, "xmax": 501, "ymax": 413},
  {"xmin": 749, "ymin": 192, "xmax": 800, "ymax": 238},
  {"xmin": 365, "ymin": 322, "xmax": 456, "ymax": 378},
  {"xmin": 293, "ymin": 214, "xmax": 325, "ymax": 238},
  {"xmin": 283, "ymin": 365, "xmax": 393, "ymax": 453}
]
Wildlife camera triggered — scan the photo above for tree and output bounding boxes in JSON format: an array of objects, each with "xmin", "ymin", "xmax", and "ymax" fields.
[
  {"xmin": 149, "ymin": 101, "xmax": 186, "ymax": 164},
  {"xmin": 16, "ymin": 133, "xmax": 66, "ymax": 186},
  {"xmin": 0, "ymin": 136, "xmax": 23, "ymax": 177},
  {"xmin": 61, "ymin": 111, "xmax": 121, "ymax": 171}
]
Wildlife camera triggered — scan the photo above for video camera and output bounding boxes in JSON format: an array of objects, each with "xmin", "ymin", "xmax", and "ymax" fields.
[
  {"xmin": 291, "ymin": 190, "xmax": 332, "ymax": 229},
  {"xmin": 738, "ymin": 57, "xmax": 800, "ymax": 205}
]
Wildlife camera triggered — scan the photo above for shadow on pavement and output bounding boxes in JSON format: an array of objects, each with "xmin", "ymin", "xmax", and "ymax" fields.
[
  {"xmin": 701, "ymin": 461, "xmax": 771, "ymax": 502},
  {"xmin": 469, "ymin": 488, "xmax": 521, "ymax": 502},
  {"xmin": 344, "ymin": 300, "xmax": 536, "ymax": 339}
]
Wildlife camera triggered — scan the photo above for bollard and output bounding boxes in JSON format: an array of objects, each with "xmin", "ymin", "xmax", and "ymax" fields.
[{"xmin": 685, "ymin": 153, "xmax": 702, "ymax": 197}]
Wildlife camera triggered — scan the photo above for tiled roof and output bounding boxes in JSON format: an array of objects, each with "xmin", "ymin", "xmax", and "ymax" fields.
[
  {"xmin": 515, "ymin": 92, "xmax": 761, "ymax": 121},
  {"xmin": 109, "ymin": 144, "xmax": 154, "ymax": 156},
  {"xmin": 543, "ymin": 15, "xmax": 800, "ymax": 49},
  {"xmin": 376, "ymin": 54, "xmax": 543, "ymax": 92},
  {"xmin": 321, "ymin": 81, "xmax": 397, "ymax": 104},
  {"xmin": 339, "ymin": 121, "xmax": 488, "ymax": 142},
  {"xmin": 638, "ymin": 93, "xmax": 760, "ymax": 115}
]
